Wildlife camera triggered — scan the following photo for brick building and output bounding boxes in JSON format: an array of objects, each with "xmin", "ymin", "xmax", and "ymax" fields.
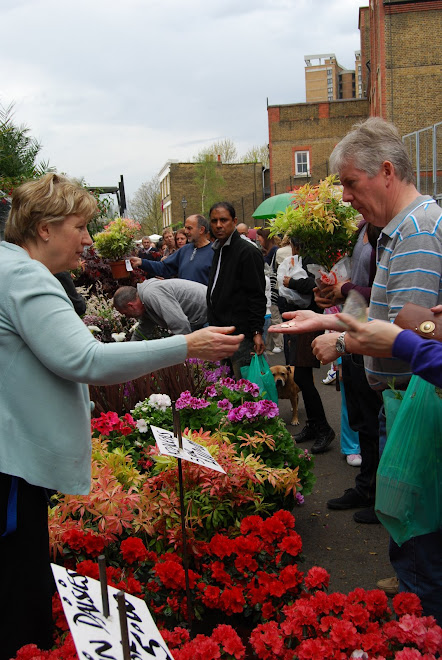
[
  {"xmin": 268, "ymin": 99, "xmax": 369, "ymax": 193},
  {"xmin": 268, "ymin": 0, "xmax": 441, "ymax": 193},
  {"xmin": 367, "ymin": 0, "xmax": 442, "ymax": 136},
  {"xmin": 304, "ymin": 53, "xmax": 363, "ymax": 103},
  {"xmin": 159, "ymin": 160, "xmax": 265, "ymax": 229}
]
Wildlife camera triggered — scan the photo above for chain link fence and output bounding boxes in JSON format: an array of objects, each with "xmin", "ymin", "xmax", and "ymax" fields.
[{"xmin": 403, "ymin": 122, "xmax": 442, "ymax": 206}]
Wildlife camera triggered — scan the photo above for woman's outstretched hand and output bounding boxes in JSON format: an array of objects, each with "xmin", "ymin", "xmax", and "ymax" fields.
[{"xmin": 185, "ymin": 326, "xmax": 243, "ymax": 361}]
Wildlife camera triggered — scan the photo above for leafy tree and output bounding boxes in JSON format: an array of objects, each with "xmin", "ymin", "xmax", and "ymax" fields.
[
  {"xmin": 0, "ymin": 102, "xmax": 52, "ymax": 185},
  {"xmin": 194, "ymin": 138, "xmax": 238, "ymax": 164},
  {"xmin": 242, "ymin": 144, "xmax": 269, "ymax": 169},
  {"xmin": 129, "ymin": 175, "xmax": 162, "ymax": 235},
  {"xmin": 194, "ymin": 155, "xmax": 225, "ymax": 215}
]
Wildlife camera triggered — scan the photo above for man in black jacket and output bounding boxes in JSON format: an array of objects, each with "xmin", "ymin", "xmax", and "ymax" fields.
[{"xmin": 207, "ymin": 202, "xmax": 266, "ymax": 377}]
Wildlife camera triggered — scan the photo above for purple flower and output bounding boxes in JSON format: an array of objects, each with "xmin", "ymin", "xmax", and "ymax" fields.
[
  {"xmin": 175, "ymin": 391, "xmax": 210, "ymax": 410},
  {"xmin": 226, "ymin": 399, "xmax": 279, "ymax": 424},
  {"xmin": 204, "ymin": 385, "xmax": 217, "ymax": 398},
  {"xmin": 217, "ymin": 398, "xmax": 233, "ymax": 411},
  {"xmin": 295, "ymin": 492, "xmax": 305, "ymax": 505},
  {"xmin": 219, "ymin": 377, "xmax": 236, "ymax": 390},
  {"xmin": 235, "ymin": 379, "xmax": 260, "ymax": 397}
]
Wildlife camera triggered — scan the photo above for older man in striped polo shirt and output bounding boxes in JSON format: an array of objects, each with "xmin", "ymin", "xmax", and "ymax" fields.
[{"xmin": 311, "ymin": 118, "xmax": 442, "ymax": 625}]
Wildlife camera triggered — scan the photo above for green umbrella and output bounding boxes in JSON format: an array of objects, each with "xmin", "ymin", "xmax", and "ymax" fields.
[{"xmin": 252, "ymin": 192, "xmax": 295, "ymax": 220}]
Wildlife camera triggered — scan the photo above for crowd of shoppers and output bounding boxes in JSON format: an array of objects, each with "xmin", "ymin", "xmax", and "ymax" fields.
[{"xmin": 2, "ymin": 116, "xmax": 441, "ymax": 660}]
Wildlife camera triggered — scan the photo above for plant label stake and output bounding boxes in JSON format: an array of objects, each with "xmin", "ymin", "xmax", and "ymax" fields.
[
  {"xmin": 116, "ymin": 591, "xmax": 131, "ymax": 660},
  {"xmin": 98, "ymin": 554, "xmax": 110, "ymax": 618},
  {"xmin": 171, "ymin": 401, "xmax": 193, "ymax": 626}
]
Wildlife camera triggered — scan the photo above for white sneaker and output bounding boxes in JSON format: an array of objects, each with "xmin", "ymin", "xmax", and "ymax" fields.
[
  {"xmin": 272, "ymin": 347, "xmax": 282, "ymax": 354},
  {"xmin": 322, "ymin": 369, "xmax": 336, "ymax": 385},
  {"xmin": 346, "ymin": 454, "xmax": 362, "ymax": 467}
]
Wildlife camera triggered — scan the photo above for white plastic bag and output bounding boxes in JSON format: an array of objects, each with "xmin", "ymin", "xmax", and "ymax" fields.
[
  {"xmin": 308, "ymin": 256, "xmax": 351, "ymax": 287},
  {"xmin": 276, "ymin": 256, "xmax": 311, "ymax": 308}
]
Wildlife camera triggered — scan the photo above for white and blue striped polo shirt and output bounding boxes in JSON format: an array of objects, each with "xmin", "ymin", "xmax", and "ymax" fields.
[{"xmin": 365, "ymin": 195, "xmax": 442, "ymax": 389}]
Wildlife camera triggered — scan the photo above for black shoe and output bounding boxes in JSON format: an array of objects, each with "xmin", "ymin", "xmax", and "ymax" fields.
[
  {"xmin": 327, "ymin": 488, "xmax": 373, "ymax": 510},
  {"xmin": 353, "ymin": 507, "xmax": 380, "ymax": 524},
  {"xmin": 310, "ymin": 424, "xmax": 335, "ymax": 454},
  {"xmin": 294, "ymin": 422, "xmax": 317, "ymax": 443}
]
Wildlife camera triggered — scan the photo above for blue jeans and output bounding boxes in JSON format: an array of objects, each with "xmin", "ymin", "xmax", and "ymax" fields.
[
  {"xmin": 379, "ymin": 406, "xmax": 442, "ymax": 625},
  {"xmin": 340, "ymin": 381, "xmax": 360, "ymax": 456}
]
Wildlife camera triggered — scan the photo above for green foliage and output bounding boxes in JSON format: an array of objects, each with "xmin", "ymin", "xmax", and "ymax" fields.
[
  {"xmin": 194, "ymin": 138, "xmax": 238, "ymax": 164},
  {"xmin": 93, "ymin": 216, "xmax": 141, "ymax": 261},
  {"xmin": 194, "ymin": 156, "xmax": 225, "ymax": 215},
  {"xmin": 242, "ymin": 144, "xmax": 269, "ymax": 169},
  {"xmin": 269, "ymin": 175, "xmax": 359, "ymax": 271},
  {"xmin": 0, "ymin": 101, "xmax": 54, "ymax": 201}
]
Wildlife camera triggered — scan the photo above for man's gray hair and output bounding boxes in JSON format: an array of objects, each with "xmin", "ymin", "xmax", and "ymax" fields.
[
  {"xmin": 113, "ymin": 286, "xmax": 138, "ymax": 311},
  {"xmin": 195, "ymin": 214, "xmax": 210, "ymax": 233},
  {"xmin": 330, "ymin": 117, "xmax": 414, "ymax": 183}
]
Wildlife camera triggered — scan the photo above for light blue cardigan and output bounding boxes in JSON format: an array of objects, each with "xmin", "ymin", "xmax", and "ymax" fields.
[{"xmin": 0, "ymin": 242, "xmax": 187, "ymax": 494}]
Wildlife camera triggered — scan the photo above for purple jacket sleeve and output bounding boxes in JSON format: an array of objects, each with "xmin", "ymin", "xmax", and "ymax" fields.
[
  {"xmin": 341, "ymin": 281, "xmax": 372, "ymax": 303},
  {"xmin": 392, "ymin": 329, "xmax": 442, "ymax": 388}
]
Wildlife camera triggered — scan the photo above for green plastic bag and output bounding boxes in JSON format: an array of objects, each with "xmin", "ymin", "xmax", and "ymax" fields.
[
  {"xmin": 382, "ymin": 388, "xmax": 404, "ymax": 437},
  {"xmin": 241, "ymin": 354, "xmax": 279, "ymax": 404},
  {"xmin": 375, "ymin": 375, "xmax": 442, "ymax": 546}
]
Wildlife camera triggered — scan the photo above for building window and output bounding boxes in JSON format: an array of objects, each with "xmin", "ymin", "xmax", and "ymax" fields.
[{"xmin": 295, "ymin": 151, "xmax": 309, "ymax": 176}]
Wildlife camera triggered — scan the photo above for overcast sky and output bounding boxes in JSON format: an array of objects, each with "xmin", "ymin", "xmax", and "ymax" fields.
[{"xmin": 2, "ymin": 0, "xmax": 367, "ymax": 200}]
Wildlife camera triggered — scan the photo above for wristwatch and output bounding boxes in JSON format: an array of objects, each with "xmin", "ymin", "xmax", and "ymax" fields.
[{"xmin": 335, "ymin": 331, "xmax": 347, "ymax": 355}]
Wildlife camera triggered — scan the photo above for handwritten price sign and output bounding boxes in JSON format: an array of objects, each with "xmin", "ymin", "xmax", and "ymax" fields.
[
  {"xmin": 52, "ymin": 564, "xmax": 174, "ymax": 659},
  {"xmin": 151, "ymin": 425, "xmax": 226, "ymax": 473}
]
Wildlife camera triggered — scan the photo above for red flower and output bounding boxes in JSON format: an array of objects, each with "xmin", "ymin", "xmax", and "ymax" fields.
[
  {"xmin": 234, "ymin": 553, "xmax": 258, "ymax": 575},
  {"xmin": 277, "ymin": 532, "xmax": 302, "ymax": 557},
  {"xmin": 304, "ymin": 566, "xmax": 330, "ymax": 591},
  {"xmin": 280, "ymin": 564, "xmax": 304, "ymax": 590},
  {"xmin": 125, "ymin": 577, "xmax": 143, "ymax": 595},
  {"xmin": 261, "ymin": 600, "xmax": 275, "ymax": 620},
  {"xmin": 219, "ymin": 586, "xmax": 246, "ymax": 615},
  {"xmin": 155, "ymin": 560, "xmax": 200, "ymax": 590},
  {"xmin": 76, "ymin": 559, "xmax": 99, "ymax": 580},
  {"xmin": 329, "ymin": 618, "xmax": 359, "ymax": 648},
  {"xmin": 82, "ymin": 531, "xmax": 106, "ymax": 557},
  {"xmin": 234, "ymin": 534, "xmax": 262, "ymax": 555},
  {"xmin": 62, "ymin": 528, "xmax": 85, "ymax": 552},
  {"xmin": 393, "ymin": 592, "xmax": 423, "ymax": 617},
  {"xmin": 208, "ymin": 534, "xmax": 236, "ymax": 559},
  {"xmin": 120, "ymin": 537, "xmax": 149, "ymax": 564},
  {"xmin": 211, "ymin": 625, "xmax": 246, "ymax": 659},
  {"xmin": 342, "ymin": 602, "xmax": 370, "ymax": 628},
  {"xmin": 249, "ymin": 621, "xmax": 285, "ymax": 660},
  {"xmin": 210, "ymin": 561, "xmax": 232, "ymax": 586},
  {"xmin": 160, "ymin": 626, "xmax": 191, "ymax": 649},
  {"xmin": 271, "ymin": 509, "xmax": 296, "ymax": 530},
  {"xmin": 199, "ymin": 584, "xmax": 221, "ymax": 608},
  {"xmin": 239, "ymin": 515, "xmax": 263, "ymax": 536}
]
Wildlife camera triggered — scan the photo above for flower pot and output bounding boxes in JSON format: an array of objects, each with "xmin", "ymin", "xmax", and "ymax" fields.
[{"xmin": 109, "ymin": 260, "xmax": 128, "ymax": 279}]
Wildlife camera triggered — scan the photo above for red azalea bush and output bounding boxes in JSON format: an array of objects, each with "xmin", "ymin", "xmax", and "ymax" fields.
[
  {"xmin": 15, "ymin": 513, "xmax": 442, "ymax": 659},
  {"xmin": 249, "ymin": 589, "xmax": 442, "ymax": 659}
]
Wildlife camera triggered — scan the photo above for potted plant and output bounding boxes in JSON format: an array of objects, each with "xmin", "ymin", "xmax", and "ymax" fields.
[
  {"xmin": 269, "ymin": 175, "xmax": 359, "ymax": 273},
  {"xmin": 93, "ymin": 216, "xmax": 141, "ymax": 278}
]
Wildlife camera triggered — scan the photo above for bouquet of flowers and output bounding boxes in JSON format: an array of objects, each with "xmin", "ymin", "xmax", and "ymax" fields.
[{"xmin": 269, "ymin": 175, "xmax": 359, "ymax": 272}]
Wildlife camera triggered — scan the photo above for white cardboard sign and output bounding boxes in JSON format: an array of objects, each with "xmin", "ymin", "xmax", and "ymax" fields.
[
  {"xmin": 151, "ymin": 425, "xmax": 226, "ymax": 473},
  {"xmin": 52, "ymin": 564, "xmax": 174, "ymax": 659}
]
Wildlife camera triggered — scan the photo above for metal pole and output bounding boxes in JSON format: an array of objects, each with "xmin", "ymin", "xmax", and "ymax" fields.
[
  {"xmin": 98, "ymin": 555, "xmax": 110, "ymax": 618},
  {"xmin": 116, "ymin": 592, "xmax": 131, "ymax": 660}
]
